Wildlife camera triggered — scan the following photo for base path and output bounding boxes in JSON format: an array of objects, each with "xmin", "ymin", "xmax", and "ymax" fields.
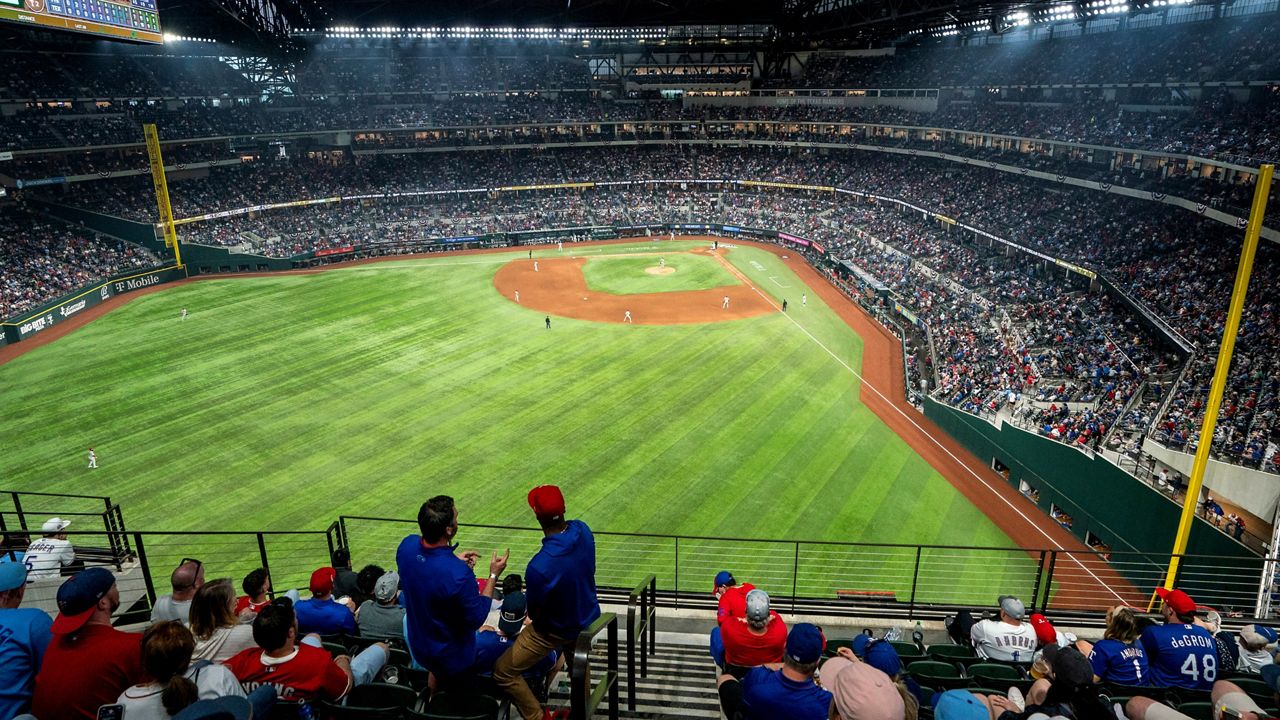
[{"xmin": 492, "ymin": 249, "xmax": 775, "ymax": 325}]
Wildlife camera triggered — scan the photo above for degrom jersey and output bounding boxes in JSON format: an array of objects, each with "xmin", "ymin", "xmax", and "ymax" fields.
[
  {"xmin": 1089, "ymin": 638, "xmax": 1149, "ymax": 685},
  {"xmin": 1140, "ymin": 623, "xmax": 1218, "ymax": 690},
  {"xmin": 22, "ymin": 538, "xmax": 73, "ymax": 581},
  {"xmin": 970, "ymin": 619, "xmax": 1038, "ymax": 662}
]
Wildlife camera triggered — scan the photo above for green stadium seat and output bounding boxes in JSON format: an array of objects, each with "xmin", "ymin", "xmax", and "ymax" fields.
[
  {"xmin": 927, "ymin": 644, "xmax": 976, "ymax": 660},
  {"xmin": 414, "ymin": 691, "xmax": 501, "ymax": 720},
  {"xmin": 322, "ymin": 641, "xmax": 350, "ymax": 658},
  {"xmin": 1175, "ymin": 702, "xmax": 1215, "ymax": 720},
  {"xmin": 890, "ymin": 641, "xmax": 924, "ymax": 656},
  {"xmin": 825, "ymin": 638, "xmax": 855, "ymax": 658},
  {"xmin": 1171, "ymin": 688, "xmax": 1214, "ymax": 706},
  {"xmin": 908, "ymin": 660, "xmax": 969, "ymax": 691},
  {"xmin": 1227, "ymin": 676, "xmax": 1275, "ymax": 704},
  {"xmin": 1105, "ymin": 684, "xmax": 1167, "ymax": 703},
  {"xmin": 346, "ymin": 683, "xmax": 419, "ymax": 710}
]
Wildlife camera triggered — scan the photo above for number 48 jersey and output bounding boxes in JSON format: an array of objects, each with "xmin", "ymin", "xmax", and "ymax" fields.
[{"xmin": 1139, "ymin": 623, "xmax": 1218, "ymax": 690}]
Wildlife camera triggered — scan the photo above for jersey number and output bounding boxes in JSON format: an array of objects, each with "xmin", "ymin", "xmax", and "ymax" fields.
[{"xmin": 1180, "ymin": 654, "xmax": 1216, "ymax": 683}]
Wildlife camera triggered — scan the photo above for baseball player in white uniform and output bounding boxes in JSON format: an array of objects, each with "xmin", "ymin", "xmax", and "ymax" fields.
[
  {"xmin": 722, "ymin": 296, "xmax": 730, "ymax": 309},
  {"xmin": 87, "ymin": 448, "xmax": 97, "ymax": 468},
  {"xmin": 970, "ymin": 596, "xmax": 1039, "ymax": 662},
  {"xmin": 181, "ymin": 308, "xmax": 188, "ymax": 321},
  {"xmin": 24, "ymin": 518, "xmax": 75, "ymax": 581},
  {"xmin": 624, "ymin": 311, "xmax": 633, "ymax": 323},
  {"xmin": 514, "ymin": 291, "xmax": 520, "ymax": 304},
  {"xmin": 533, "ymin": 261, "xmax": 539, "ymax": 272},
  {"xmin": 802, "ymin": 293, "xmax": 807, "ymax": 307},
  {"xmin": 659, "ymin": 258, "xmax": 665, "ymax": 268}
]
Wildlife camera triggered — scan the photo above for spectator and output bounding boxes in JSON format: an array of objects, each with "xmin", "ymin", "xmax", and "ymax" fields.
[
  {"xmin": 493, "ymin": 485, "xmax": 601, "ymax": 720},
  {"xmin": 117, "ymin": 621, "xmax": 270, "ymax": 719},
  {"xmin": 152, "ymin": 559, "xmax": 205, "ymax": 625},
  {"xmin": 1235, "ymin": 624, "xmax": 1277, "ymax": 673},
  {"xmin": 986, "ymin": 645, "xmax": 1111, "ymax": 720},
  {"xmin": 1140, "ymin": 588, "xmax": 1218, "ymax": 690},
  {"xmin": 23, "ymin": 518, "xmax": 75, "ymax": 582},
  {"xmin": 474, "ymin": 591, "xmax": 560, "ymax": 679},
  {"xmin": 820, "ymin": 646, "xmax": 912, "ymax": 720},
  {"xmin": 354, "ymin": 565, "xmax": 385, "ymax": 610},
  {"xmin": 934, "ymin": 690, "xmax": 992, "ymax": 720},
  {"xmin": 715, "ymin": 570, "xmax": 756, "ymax": 623},
  {"xmin": 396, "ymin": 495, "xmax": 508, "ymax": 688},
  {"xmin": 234, "ymin": 569, "xmax": 272, "ymax": 616},
  {"xmin": 31, "ymin": 567, "xmax": 146, "ymax": 720},
  {"xmin": 1086, "ymin": 606, "xmax": 1149, "ymax": 685},
  {"xmin": 190, "ymin": 579, "xmax": 258, "ymax": 663},
  {"xmin": 716, "ymin": 623, "xmax": 832, "ymax": 720},
  {"xmin": 711, "ymin": 589, "xmax": 787, "ymax": 672},
  {"xmin": 356, "ymin": 571, "xmax": 405, "ymax": 641},
  {"xmin": 1126, "ymin": 679, "xmax": 1273, "ymax": 720},
  {"xmin": 224, "ymin": 597, "xmax": 388, "ymax": 703},
  {"xmin": 852, "ymin": 635, "xmax": 928, "ymax": 709},
  {"xmin": 294, "ymin": 567, "xmax": 357, "ymax": 636},
  {"xmin": 0, "ymin": 562, "xmax": 51, "ymax": 718},
  {"xmin": 330, "ymin": 548, "xmax": 360, "ymax": 603},
  {"xmin": 970, "ymin": 596, "xmax": 1038, "ymax": 663}
]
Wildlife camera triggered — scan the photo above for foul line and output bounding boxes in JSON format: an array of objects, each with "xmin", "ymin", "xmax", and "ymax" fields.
[
  {"xmin": 709, "ymin": 250, "xmax": 1127, "ymax": 605},
  {"xmin": 768, "ymin": 276, "xmax": 791, "ymax": 288}
]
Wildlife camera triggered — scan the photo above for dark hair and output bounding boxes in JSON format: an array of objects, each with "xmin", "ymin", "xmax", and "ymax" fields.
[
  {"xmin": 783, "ymin": 656, "xmax": 820, "ymax": 675},
  {"xmin": 418, "ymin": 495, "xmax": 456, "ymax": 543},
  {"xmin": 331, "ymin": 547, "xmax": 351, "ymax": 569},
  {"xmin": 252, "ymin": 600, "xmax": 296, "ymax": 652},
  {"xmin": 242, "ymin": 568, "xmax": 268, "ymax": 598},
  {"xmin": 142, "ymin": 621, "xmax": 199, "ymax": 716},
  {"xmin": 356, "ymin": 565, "xmax": 385, "ymax": 596},
  {"xmin": 502, "ymin": 574, "xmax": 523, "ymax": 595},
  {"xmin": 190, "ymin": 579, "xmax": 237, "ymax": 640}
]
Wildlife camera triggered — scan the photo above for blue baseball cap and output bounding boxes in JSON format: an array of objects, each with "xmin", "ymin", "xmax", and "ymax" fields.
[
  {"xmin": 852, "ymin": 634, "xmax": 873, "ymax": 657},
  {"xmin": 786, "ymin": 623, "xmax": 826, "ymax": 664},
  {"xmin": 935, "ymin": 690, "xmax": 991, "ymax": 720},
  {"xmin": 0, "ymin": 562, "xmax": 27, "ymax": 592},
  {"xmin": 499, "ymin": 591, "xmax": 528, "ymax": 637},
  {"xmin": 713, "ymin": 571, "xmax": 735, "ymax": 592},
  {"xmin": 52, "ymin": 567, "xmax": 115, "ymax": 634},
  {"xmin": 864, "ymin": 638, "xmax": 904, "ymax": 678}
]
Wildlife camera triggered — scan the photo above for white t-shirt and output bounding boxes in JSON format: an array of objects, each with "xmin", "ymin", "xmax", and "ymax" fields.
[
  {"xmin": 23, "ymin": 538, "xmax": 74, "ymax": 580},
  {"xmin": 971, "ymin": 618, "xmax": 1039, "ymax": 662},
  {"xmin": 192, "ymin": 623, "xmax": 258, "ymax": 663},
  {"xmin": 117, "ymin": 662, "xmax": 245, "ymax": 719},
  {"xmin": 151, "ymin": 595, "xmax": 192, "ymax": 625},
  {"xmin": 1237, "ymin": 645, "xmax": 1273, "ymax": 673}
]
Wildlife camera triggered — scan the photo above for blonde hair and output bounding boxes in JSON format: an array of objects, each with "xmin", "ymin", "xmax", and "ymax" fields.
[
  {"xmin": 1104, "ymin": 607, "xmax": 1140, "ymax": 643},
  {"xmin": 189, "ymin": 579, "xmax": 238, "ymax": 640}
]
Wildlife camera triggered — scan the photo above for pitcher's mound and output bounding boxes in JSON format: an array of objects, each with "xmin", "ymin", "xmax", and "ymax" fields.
[{"xmin": 645, "ymin": 266, "xmax": 676, "ymax": 276}]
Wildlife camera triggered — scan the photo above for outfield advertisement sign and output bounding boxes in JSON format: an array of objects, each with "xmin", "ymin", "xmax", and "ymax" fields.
[{"xmin": 2, "ymin": 266, "xmax": 184, "ymax": 345}]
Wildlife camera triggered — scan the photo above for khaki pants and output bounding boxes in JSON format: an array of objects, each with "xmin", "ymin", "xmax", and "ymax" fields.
[{"xmin": 493, "ymin": 624, "xmax": 567, "ymax": 720}]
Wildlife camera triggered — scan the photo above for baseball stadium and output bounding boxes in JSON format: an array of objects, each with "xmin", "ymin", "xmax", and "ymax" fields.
[{"xmin": 0, "ymin": 0, "xmax": 1277, "ymax": 717}]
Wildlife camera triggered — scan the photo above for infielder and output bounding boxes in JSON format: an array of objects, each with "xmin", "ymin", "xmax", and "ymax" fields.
[
  {"xmin": 722, "ymin": 295, "xmax": 730, "ymax": 309},
  {"xmin": 514, "ymin": 291, "xmax": 520, "ymax": 303},
  {"xmin": 558, "ymin": 241, "xmax": 563, "ymax": 251},
  {"xmin": 669, "ymin": 231, "xmax": 675, "ymax": 242},
  {"xmin": 623, "ymin": 311, "xmax": 633, "ymax": 323},
  {"xmin": 87, "ymin": 448, "xmax": 97, "ymax": 469},
  {"xmin": 533, "ymin": 261, "xmax": 539, "ymax": 272}
]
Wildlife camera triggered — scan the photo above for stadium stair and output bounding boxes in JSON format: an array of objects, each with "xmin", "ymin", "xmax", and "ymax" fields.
[{"xmin": 548, "ymin": 635, "xmax": 723, "ymax": 719}]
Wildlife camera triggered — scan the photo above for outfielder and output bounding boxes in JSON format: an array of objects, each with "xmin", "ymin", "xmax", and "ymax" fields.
[
  {"xmin": 87, "ymin": 448, "xmax": 97, "ymax": 469},
  {"xmin": 181, "ymin": 308, "xmax": 188, "ymax": 321},
  {"xmin": 659, "ymin": 258, "xmax": 665, "ymax": 268},
  {"xmin": 802, "ymin": 293, "xmax": 807, "ymax": 306}
]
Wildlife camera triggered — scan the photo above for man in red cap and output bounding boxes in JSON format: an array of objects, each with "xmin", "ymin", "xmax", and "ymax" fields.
[
  {"xmin": 294, "ymin": 566, "xmax": 357, "ymax": 636},
  {"xmin": 30, "ymin": 567, "xmax": 146, "ymax": 719},
  {"xmin": 1140, "ymin": 587, "xmax": 1218, "ymax": 690},
  {"xmin": 493, "ymin": 485, "xmax": 600, "ymax": 720}
]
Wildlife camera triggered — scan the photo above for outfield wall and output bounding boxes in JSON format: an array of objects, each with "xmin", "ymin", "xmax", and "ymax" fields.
[
  {"xmin": 0, "ymin": 265, "xmax": 186, "ymax": 345},
  {"xmin": 922, "ymin": 396, "xmax": 1261, "ymax": 607}
]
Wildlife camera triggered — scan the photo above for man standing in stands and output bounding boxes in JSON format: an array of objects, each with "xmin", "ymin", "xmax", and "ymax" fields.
[
  {"xmin": 970, "ymin": 596, "xmax": 1038, "ymax": 662},
  {"xmin": 151, "ymin": 558, "xmax": 204, "ymax": 624},
  {"xmin": 493, "ymin": 485, "xmax": 600, "ymax": 720},
  {"xmin": 397, "ymin": 496, "xmax": 508, "ymax": 690},
  {"xmin": 1141, "ymin": 588, "xmax": 1218, "ymax": 690},
  {"xmin": 31, "ymin": 567, "xmax": 146, "ymax": 719},
  {"xmin": 23, "ymin": 518, "xmax": 75, "ymax": 582},
  {"xmin": 0, "ymin": 562, "xmax": 51, "ymax": 718}
]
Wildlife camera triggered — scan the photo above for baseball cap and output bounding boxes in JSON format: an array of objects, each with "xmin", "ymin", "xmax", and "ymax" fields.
[
  {"xmin": 309, "ymin": 567, "xmax": 336, "ymax": 595},
  {"xmin": 1042, "ymin": 644, "xmax": 1093, "ymax": 688},
  {"xmin": 1030, "ymin": 613, "xmax": 1057, "ymax": 646},
  {"xmin": 714, "ymin": 570, "xmax": 735, "ymax": 592},
  {"xmin": 1155, "ymin": 587, "xmax": 1198, "ymax": 617},
  {"xmin": 499, "ymin": 590, "xmax": 528, "ymax": 636},
  {"xmin": 52, "ymin": 567, "xmax": 115, "ymax": 634},
  {"xmin": 786, "ymin": 623, "xmax": 826, "ymax": 664},
  {"xmin": 1240, "ymin": 624, "xmax": 1278, "ymax": 648},
  {"xmin": 0, "ymin": 562, "xmax": 28, "ymax": 592},
  {"xmin": 863, "ymin": 638, "xmax": 904, "ymax": 678},
  {"xmin": 999, "ymin": 595, "xmax": 1026, "ymax": 621},
  {"xmin": 934, "ymin": 690, "xmax": 991, "ymax": 720},
  {"xmin": 820, "ymin": 656, "xmax": 905, "ymax": 720},
  {"xmin": 173, "ymin": 696, "xmax": 252, "ymax": 720},
  {"xmin": 41, "ymin": 517, "xmax": 71, "ymax": 534},
  {"xmin": 528, "ymin": 485, "xmax": 566, "ymax": 521},
  {"xmin": 374, "ymin": 571, "xmax": 399, "ymax": 603},
  {"xmin": 745, "ymin": 589, "xmax": 770, "ymax": 626}
]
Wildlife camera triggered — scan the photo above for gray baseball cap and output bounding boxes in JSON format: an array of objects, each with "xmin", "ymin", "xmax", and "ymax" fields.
[
  {"xmin": 745, "ymin": 589, "xmax": 770, "ymax": 627},
  {"xmin": 999, "ymin": 595, "xmax": 1026, "ymax": 621},
  {"xmin": 374, "ymin": 571, "xmax": 400, "ymax": 603}
]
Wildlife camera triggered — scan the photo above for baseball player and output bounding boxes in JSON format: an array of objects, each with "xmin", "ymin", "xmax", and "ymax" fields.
[
  {"xmin": 669, "ymin": 231, "xmax": 675, "ymax": 242},
  {"xmin": 545, "ymin": 316, "xmax": 551, "ymax": 330},
  {"xmin": 558, "ymin": 241, "xmax": 563, "ymax": 251},
  {"xmin": 659, "ymin": 258, "xmax": 665, "ymax": 268},
  {"xmin": 528, "ymin": 249, "xmax": 532, "ymax": 259},
  {"xmin": 1141, "ymin": 588, "xmax": 1218, "ymax": 690},
  {"xmin": 802, "ymin": 293, "xmax": 807, "ymax": 307},
  {"xmin": 533, "ymin": 261, "xmax": 539, "ymax": 272},
  {"xmin": 782, "ymin": 300, "xmax": 788, "ymax": 312},
  {"xmin": 722, "ymin": 295, "xmax": 730, "ymax": 309},
  {"xmin": 87, "ymin": 448, "xmax": 97, "ymax": 469},
  {"xmin": 24, "ymin": 518, "xmax": 75, "ymax": 581},
  {"xmin": 623, "ymin": 311, "xmax": 633, "ymax": 323},
  {"xmin": 181, "ymin": 308, "xmax": 188, "ymax": 321},
  {"xmin": 514, "ymin": 291, "xmax": 520, "ymax": 304}
]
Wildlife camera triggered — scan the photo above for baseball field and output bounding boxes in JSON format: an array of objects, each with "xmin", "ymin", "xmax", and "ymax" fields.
[{"xmin": 0, "ymin": 239, "xmax": 1051, "ymax": 603}]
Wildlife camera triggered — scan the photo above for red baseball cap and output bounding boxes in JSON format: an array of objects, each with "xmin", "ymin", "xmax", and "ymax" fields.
[
  {"xmin": 1155, "ymin": 587, "xmax": 1198, "ymax": 616},
  {"xmin": 528, "ymin": 485, "xmax": 565, "ymax": 520},
  {"xmin": 1029, "ymin": 613, "xmax": 1057, "ymax": 645},
  {"xmin": 310, "ymin": 567, "xmax": 336, "ymax": 595}
]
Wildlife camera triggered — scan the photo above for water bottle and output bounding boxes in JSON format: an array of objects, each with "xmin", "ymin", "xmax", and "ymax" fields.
[
  {"xmin": 883, "ymin": 626, "xmax": 902, "ymax": 642},
  {"xmin": 912, "ymin": 620, "xmax": 925, "ymax": 647}
]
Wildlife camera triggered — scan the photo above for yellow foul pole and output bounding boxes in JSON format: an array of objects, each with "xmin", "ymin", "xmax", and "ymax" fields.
[
  {"xmin": 1154, "ymin": 163, "xmax": 1273, "ymax": 607},
  {"xmin": 143, "ymin": 123, "xmax": 182, "ymax": 269}
]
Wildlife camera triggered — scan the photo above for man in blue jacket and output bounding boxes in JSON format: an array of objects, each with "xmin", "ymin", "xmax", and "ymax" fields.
[
  {"xmin": 397, "ymin": 495, "xmax": 509, "ymax": 690},
  {"xmin": 0, "ymin": 562, "xmax": 52, "ymax": 718},
  {"xmin": 493, "ymin": 485, "xmax": 600, "ymax": 720}
]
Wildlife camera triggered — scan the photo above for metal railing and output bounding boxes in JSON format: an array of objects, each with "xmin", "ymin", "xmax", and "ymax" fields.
[
  {"xmin": 570, "ymin": 613, "xmax": 620, "ymax": 720},
  {"xmin": 0, "ymin": 491, "xmax": 132, "ymax": 568},
  {"xmin": 626, "ymin": 575, "xmax": 657, "ymax": 712}
]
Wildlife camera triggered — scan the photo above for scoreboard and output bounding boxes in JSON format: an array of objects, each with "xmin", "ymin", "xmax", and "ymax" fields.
[{"xmin": 0, "ymin": 0, "xmax": 161, "ymax": 43}]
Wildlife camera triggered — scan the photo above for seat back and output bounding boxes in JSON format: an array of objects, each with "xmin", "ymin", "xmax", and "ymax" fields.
[
  {"xmin": 418, "ymin": 691, "xmax": 501, "ymax": 720},
  {"xmin": 346, "ymin": 683, "xmax": 420, "ymax": 710},
  {"xmin": 927, "ymin": 644, "xmax": 976, "ymax": 660},
  {"xmin": 969, "ymin": 663, "xmax": 1025, "ymax": 682}
]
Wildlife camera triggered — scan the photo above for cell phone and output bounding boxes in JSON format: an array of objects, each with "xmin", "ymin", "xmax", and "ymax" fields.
[
  {"xmin": 97, "ymin": 704, "xmax": 125, "ymax": 720},
  {"xmin": 1219, "ymin": 704, "xmax": 1244, "ymax": 720}
]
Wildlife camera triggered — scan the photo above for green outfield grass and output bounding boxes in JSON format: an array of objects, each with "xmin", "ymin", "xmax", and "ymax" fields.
[
  {"xmin": 581, "ymin": 253, "xmax": 739, "ymax": 294},
  {"xmin": 0, "ymin": 241, "xmax": 1039, "ymax": 602}
]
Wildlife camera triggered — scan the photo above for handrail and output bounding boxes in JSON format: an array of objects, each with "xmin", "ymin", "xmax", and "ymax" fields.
[
  {"xmin": 626, "ymin": 576, "xmax": 657, "ymax": 712},
  {"xmin": 570, "ymin": 612, "xmax": 620, "ymax": 720}
]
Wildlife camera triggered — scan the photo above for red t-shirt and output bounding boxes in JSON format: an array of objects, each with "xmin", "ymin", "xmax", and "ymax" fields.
[
  {"xmin": 717, "ymin": 583, "xmax": 756, "ymax": 623},
  {"xmin": 225, "ymin": 643, "xmax": 351, "ymax": 702},
  {"xmin": 721, "ymin": 611, "xmax": 788, "ymax": 667},
  {"xmin": 31, "ymin": 624, "xmax": 146, "ymax": 720},
  {"xmin": 235, "ymin": 596, "xmax": 270, "ymax": 615}
]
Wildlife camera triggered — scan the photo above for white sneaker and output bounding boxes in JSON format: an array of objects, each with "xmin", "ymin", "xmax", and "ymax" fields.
[{"xmin": 1007, "ymin": 686, "xmax": 1027, "ymax": 712}]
